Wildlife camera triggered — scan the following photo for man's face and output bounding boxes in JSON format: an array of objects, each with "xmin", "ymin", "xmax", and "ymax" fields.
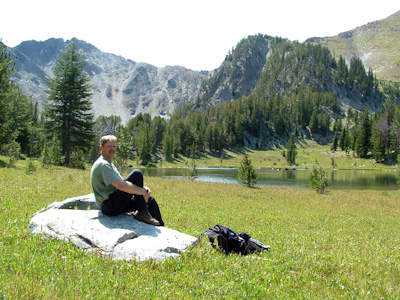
[{"xmin": 100, "ymin": 140, "xmax": 117, "ymax": 161}]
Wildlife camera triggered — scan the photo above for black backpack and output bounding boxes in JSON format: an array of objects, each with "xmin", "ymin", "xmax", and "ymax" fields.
[{"xmin": 202, "ymin": 224, "xmax": 271, "ymax": 255}]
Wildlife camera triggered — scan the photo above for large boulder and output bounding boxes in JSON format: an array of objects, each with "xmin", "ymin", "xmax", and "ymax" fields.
[{"xmin": 29, "ymin": 194, "xmax": 198, "ymax": 261}]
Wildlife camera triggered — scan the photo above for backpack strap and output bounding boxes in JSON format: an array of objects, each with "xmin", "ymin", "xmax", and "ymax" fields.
[{"xmin": 201, "ymin": 224, "xmax": 225, "ymax": 248}]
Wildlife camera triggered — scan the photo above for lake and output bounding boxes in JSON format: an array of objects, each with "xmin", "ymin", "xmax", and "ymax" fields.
[{"xmin": 145, "ymin": 167, "xmax": 399, "ymax": 190}]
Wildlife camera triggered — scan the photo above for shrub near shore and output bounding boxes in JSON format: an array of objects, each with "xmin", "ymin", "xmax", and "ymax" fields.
[{"xmin": 0, "ymin": 163, "xmax": 399, "ymax": 299}]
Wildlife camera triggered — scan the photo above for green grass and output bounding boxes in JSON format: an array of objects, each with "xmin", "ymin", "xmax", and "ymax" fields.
[
  {"xmin": 154, "ymin": 142, "xmax": 397, "ymax": 171},
  {"xmin": 1, "ymin": 160, "xmax": 399, "ymax": 299}
]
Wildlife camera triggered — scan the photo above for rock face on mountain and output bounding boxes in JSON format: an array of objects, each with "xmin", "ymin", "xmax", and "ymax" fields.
[
  {"xmin": 9, "ymin": 38, "xmax": 208, "ymax": 123},
  {"xmin": 307, "ymin": 10, "xmax": 400, "ymax": 82},
  {"xmin": 192, "ymin": 35, "xmax": 271, "ymax": 109}
]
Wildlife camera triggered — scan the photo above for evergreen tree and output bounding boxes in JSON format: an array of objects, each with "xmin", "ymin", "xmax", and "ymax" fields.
[
  {"xmin": 115, "ymin": 126, "xmax": 132, "ymax": 173},
  {"xmin": 331, "ymin": 132, "xmax": 338, "ymax": 152},
  {"xmin": 334, "ymin": 55, "xmax": 348, "ymax": 85},
  {"xmin": 286, "ymin": 134, "xmax": 297, "ymax": 165},
  {"xmin": 5, "ymin": 84, "xmax": 32, "ymax": 153},
  {"xmin": 41, "ymin": 136, "xmax": 65, "ymax": 167},
  {"xmin": 237, "ymin": 155, "xmax": 258, "ymax": 187},
  {"xmin": 355, "ymin": 111, "xmax": 371, "ymax": 158},
  {"xmin": 138, "ymin": 128, "xmax": 152, "ymax": 164},
  {"xmin": 373, "ymin": 115, "xmax": 390, "ymax": 162},
  {"xmin": 150, "ymin": 116, "xmax": 167, "ymax": 153},
  {"xmin": 309, "ymin": 110, "xmax": 318, "ymax": 134},
  {"xmin": 306, "ymin": 166, "xmax": 330, "ymax": 194},
  {"xmin": 339, "ymin": 126, "xmax": 348, "ymax": 151},
  {"xmin": 43, "ymin": 39, "xmax": 94, "ymax": 166},
  {"xmin": 162, "ymin": 129, "xmax": 173, "ymax": 160},
  {"xmin": 371, "ymin": 118, "xmax": 386, "ymax": 162},
  {"xmin": 0, "ymin": 41, "xmax": 32, "ymax": 155},
  {"xmin": 0, "ymin": 41, "xmax": 14, "ymax": 147}
]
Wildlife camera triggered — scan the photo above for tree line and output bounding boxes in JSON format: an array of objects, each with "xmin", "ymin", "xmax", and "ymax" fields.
[{"xmin": 1, "ymin": 38, "xmax": 400, "ymax": 170}]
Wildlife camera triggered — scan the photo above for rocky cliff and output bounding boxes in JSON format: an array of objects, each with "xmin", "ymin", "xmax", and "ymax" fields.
[
  {"xmin": 192, "ymin": 34, "xmax": 271, "ymax": 109},
  {"xmin": 9, "ymin": 38, "xmax": 208, "ymax": 123}
]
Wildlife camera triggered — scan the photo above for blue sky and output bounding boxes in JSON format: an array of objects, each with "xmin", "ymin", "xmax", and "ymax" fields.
[{"xmin": 2, "ymin": 0, "xmax": 399, "ymax": 70}]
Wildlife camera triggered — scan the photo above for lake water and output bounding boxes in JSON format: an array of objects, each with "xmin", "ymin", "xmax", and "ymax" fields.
[{"xmin": 145, "ymin": 167, "xmax": 399, "ymax": 190}]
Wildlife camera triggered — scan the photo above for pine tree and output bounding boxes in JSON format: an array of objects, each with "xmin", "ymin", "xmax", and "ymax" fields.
[
  {"xmin": 335, "ymin": 55, "xmax": 348, "ymax": 85},
  {"xmin": 339, "ymin": 126, "xmax": 347, "ymax": 151},
  {"xmin": 115, "ymin": 126, "xmax": 132, "ymax": 173},
  {"xmin": 44, "ymin": 39, "xmax": 94, "ymax": 166},
  {"xmin": 306, "ymin": 166, "xmax": 330, "ymax": 194},
  {"xmin": 355, "ymin": 111, "xmax": 371, "ymax": 158},
  {"xmin": 138, "ymin": 128, "xmax": 152, "ymax": 164},
  {"xmin": 286, "ymin": 134, "xmax": 297, "ymax": 165},
  {"xmin": 0, "ymin": 41, "xmax": 32, "ymax": 155},
  {"xmin": 0, "ymin": 41, "xmax": 15, "ymax": 146},
  {"xmin": 162, "ymin": 129, "xmax": 173, "ymax": 160},
  {"xmin": 373, "ymin": 115, "xmax": 390, "ymax": 162},
  {"xmin": 309, "ymin": 110, "xmax": 318, "ymax": 134},
  {"xmin": 371, "ymin": 119, "xmax": 386, "ymax": 162},
  {"xmin": 331, "ymin": 132, "xmax": 338, "ymax": 152},
  {"xmin": 237, "ymin": 155, "xmax": 258, "ymax": 187}
]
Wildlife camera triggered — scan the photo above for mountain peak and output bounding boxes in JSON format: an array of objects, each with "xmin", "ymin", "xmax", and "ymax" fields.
[
  {"xmin": 9, "ymin": 38, "xmax": 207, "ymax": 123},
  {"xmin": 308, "ymin": 10, "xmax": 400, "ymax": 82}
]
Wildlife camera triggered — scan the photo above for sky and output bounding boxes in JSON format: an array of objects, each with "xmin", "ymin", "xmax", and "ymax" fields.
[{"xmin": 1, "ymin": 0, "xmax": 399, "ymax": 71}]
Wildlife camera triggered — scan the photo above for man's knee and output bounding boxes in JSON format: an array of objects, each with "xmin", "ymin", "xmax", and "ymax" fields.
[
  {"xmin": 147, "ymin": 195, "xmax": 158, "ymax": 206},
  {"xmin": 125, "ymin": 169, "xmax": 143, "ymax": 186}
]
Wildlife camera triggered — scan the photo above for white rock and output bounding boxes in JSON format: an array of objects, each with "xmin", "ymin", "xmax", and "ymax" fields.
[{"xmin": 29, "ymin": 194, "xmax": 198, "ymax": 261}]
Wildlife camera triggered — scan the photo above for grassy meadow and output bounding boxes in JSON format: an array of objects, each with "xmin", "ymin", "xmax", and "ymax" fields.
[
  {"xmin": 0, "ymin": 157, "xmax": 399, "ymax": 299},
  {"xmin": 156, "ymin": 142, "xmax": 397, "ymax": 171}
]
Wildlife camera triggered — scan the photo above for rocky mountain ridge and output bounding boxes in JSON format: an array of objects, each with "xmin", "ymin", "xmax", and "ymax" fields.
[
  {"xmin": 307, "ymin": 10, "xmax": 400, "ymax": 82},
  {"xmin": 9, "ymin": 38, "xmax": 207, "ymax": 123},
  {"xmin": 7, "ymin": 10, "xmax": 400, "ymax": 124},
  {"xmin": 192, "ymin": 34, "xmax": 271, "ymax": 109},
  {"xmin": 191, "ymin": 35, "xmax": 387, "ymax": 116}
]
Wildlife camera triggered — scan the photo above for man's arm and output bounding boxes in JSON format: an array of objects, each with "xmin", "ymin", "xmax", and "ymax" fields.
[{"xmin": 112, "ymin": 180, "xmax": 149, "ymax": 196}]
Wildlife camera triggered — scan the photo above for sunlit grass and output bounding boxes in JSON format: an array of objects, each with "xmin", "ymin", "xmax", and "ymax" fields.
[
  {"xmin": 150, "ymin": 141, "xmax": 396, "ymax": 171},
  {"xmin": 0, "ymin": 159, "xmax": 399, "ymax": 298}
]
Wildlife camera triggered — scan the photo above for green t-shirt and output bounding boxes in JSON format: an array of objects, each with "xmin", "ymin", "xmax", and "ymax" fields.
[{"xmin": 90, "ymin": 155, "xmax": 123, "ymax": 206}]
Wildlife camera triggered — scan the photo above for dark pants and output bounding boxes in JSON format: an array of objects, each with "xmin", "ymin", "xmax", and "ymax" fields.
[{"xmin": 101, "ymin": 169, "xmax": 164, "ymax": 226}]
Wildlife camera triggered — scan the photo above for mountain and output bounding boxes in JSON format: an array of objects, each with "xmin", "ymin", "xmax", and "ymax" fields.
[
  {"xmin": 7, "ymin": 10, "xmax": 400, "ymax": 126},
  {"xmin": 307, "ymin": 10, "xmax": 400, "ymax": 82},
  {"xmin": 189, "ymin": 34, "xmax": 387, "ymax": 116},
  {"xmin": 8, "ymin": 38, "xmax": 207, "ymax": 123},
  {"xmin": 191, "ymin": 34, "xmax": 271, "ymax": 109}
]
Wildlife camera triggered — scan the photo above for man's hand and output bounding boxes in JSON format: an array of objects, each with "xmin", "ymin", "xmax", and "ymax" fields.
[
  {"xmin": 143, "ymin": 186, "xmax": 151, "ymax": 203},
  {"xmin": 144, "ymin": 186, "xmax": 151, "ymax": 194}
]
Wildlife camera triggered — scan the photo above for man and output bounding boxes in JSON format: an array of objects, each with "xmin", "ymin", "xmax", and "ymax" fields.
[{"xmin": 91, "ymin": 135, "xmax": 163, "ymax": 226}]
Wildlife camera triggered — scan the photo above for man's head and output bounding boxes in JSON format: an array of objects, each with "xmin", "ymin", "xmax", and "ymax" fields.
[{"xmin": 99, "ymin": 135, "xmax": 117, "ymax": 161}]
